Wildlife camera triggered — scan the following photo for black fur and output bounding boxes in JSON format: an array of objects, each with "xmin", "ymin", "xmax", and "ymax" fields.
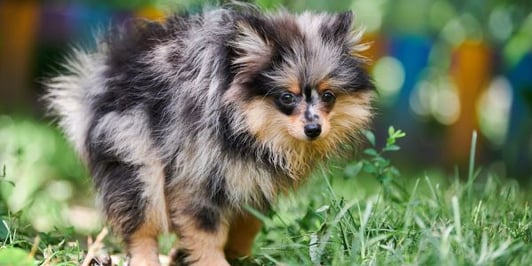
[
  {"xmin": 171, "ymin": 249, "xmax": 194, "ymax": 266},
  {"xmin": 205, "ymin": 167, "xmax": 228, "ymax": 206},
  {"xmin": 219, "ymin": 105, "xmax": 288, "ymax": 182},
  {"xmin": 188, "ymin": 205, "xmax": 221, "ymax": 232},
  {"xmin": 86, "ymin": 127, "xmax": 147, "ymax": 236},
  {"xmin": 319, "ymin": 11, "xmax": 353, "ymax": 44},
  {"xmin": 303, "ymin": 85, "xmax": 313, "ymax": 103}
]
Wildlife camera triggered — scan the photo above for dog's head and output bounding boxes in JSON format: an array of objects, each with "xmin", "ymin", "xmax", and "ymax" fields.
[{"xmin": 225, "ymin": 10, "xmax": 374, "ymax": 155}]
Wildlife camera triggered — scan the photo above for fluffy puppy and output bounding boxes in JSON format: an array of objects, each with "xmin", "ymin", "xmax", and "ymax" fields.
[{"xmin": 45, "ymin": 5, "xmax": 374, "ymax": 266}]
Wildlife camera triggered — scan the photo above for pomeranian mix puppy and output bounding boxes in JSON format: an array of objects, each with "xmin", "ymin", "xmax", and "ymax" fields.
[{"xmin": 45, "ymin": 4, "xmax": 374, "ymax": 266}]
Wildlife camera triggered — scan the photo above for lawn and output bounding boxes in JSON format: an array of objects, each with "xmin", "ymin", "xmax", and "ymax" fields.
[{"xmin": 0, "ymin": 117, "xmax": 530, "ymax": 265}]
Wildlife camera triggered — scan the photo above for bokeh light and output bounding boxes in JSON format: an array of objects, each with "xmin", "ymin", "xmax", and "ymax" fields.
[
  {"xmin": 477, "ymin": 77, "xmax": 513, "ymax": 147},
  {"xmin": 410, "ymin": 76, "xmax": 460, "ymax": 125},
  {"xmin": 489, "ymin": 7, "xmax": 514, "ymax": 42},
  {"xmin": 373, "ymin": 56, "xmax": 405, "ymax": 103},
  {"xmin": 351, "ymin": 0, "xmax": 386, "ymax": 33}
]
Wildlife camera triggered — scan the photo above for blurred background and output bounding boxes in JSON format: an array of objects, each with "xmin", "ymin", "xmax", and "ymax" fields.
[{"xmin": 1, "ymin": 0, "xmax": 531, "ymax": 235}]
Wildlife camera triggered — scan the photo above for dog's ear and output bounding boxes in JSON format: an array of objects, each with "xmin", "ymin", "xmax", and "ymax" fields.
[
  {"xmin": 320, "ymin": 11, "xmax": 367, "ymax": 56},
  {"xmin": 319, "ymin": 11, "xmax": 353, "ymax": 43},
  {"xmin": 230, "ymin": 17, "xmax": 273, "ymax": 83},
  {"xmin": 321, "ymin": 11, "xmax": 354, "ymax": 42}
]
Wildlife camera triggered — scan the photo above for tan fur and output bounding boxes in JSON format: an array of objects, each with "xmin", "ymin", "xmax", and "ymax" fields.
[
  {"xmin": 141, "ymin": 162, "xmax": 170, "ymax": 234},
  {"xmin": 242, "ymin": 90, "xmax": 373, "ymax": 182},
  {"xmin": 174, "ymin": 214, "xmax": 229, "ymax": 265},
  {"xmin": 288, "ymin": 81, "xmax": 301, "ymax": 94},
  {"xmin": 317, "ymin": 79, "xmax": 331, "ymax": 93},
  {"xmin": 164, "ymin": 184, "xmax": 229, "ymax": 265},
  {"xmin": 243, "ymin": 100, "xmax": 313, "ymax": 179},
  {"xmin": 224, "ymin": 160, "xmax": 278, "ymax": 206},
  {"xmin": 225, "ymin": 212, "xmax": 262, "ymax": 259},
  {"xmin": 128, "ymin": 223, "xmax": 161, "ymax": 266},
  {"xmin": 329, "ymin": 93, "xmax": 374, "ymax": 132}
]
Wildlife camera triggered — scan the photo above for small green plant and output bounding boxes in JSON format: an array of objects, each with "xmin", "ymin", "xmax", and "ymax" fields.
[
  {"xmin": 344, "ymin": 126, "xmax": 407, "ymax": 201},
  {"xmin": 344, "ymin": 126, "xmax": 406, "ymax": 183}
]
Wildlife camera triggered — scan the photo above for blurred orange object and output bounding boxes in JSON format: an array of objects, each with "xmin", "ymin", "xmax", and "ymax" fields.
[
  {"xmin": 0, "ymin": 0, "xmax": 39, "ymax": 112},
  {"xmin": 359, "ymin": 32, "xmax": 386, "ymax": 70},
  {"xmin": 135, "ymin": 6, "xmax": 166, "ymax": 21},
  {"xmin": 447, "ymin": 41, "xmax": 492, "ymax": 167}
]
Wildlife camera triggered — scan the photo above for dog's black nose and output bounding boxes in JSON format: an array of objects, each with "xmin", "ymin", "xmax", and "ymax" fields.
[{"xmin": 304, "ymin": 124, "xmax": 322, "ymax": 139}]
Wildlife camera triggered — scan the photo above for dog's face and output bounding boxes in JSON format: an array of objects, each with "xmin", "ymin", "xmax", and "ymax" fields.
[{"xmin": 226, "ymin": 11, "xmax": 374, "ymax": 153}]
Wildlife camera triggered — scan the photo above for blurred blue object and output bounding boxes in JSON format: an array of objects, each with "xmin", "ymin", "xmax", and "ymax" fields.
[
  {"xmin": 388, "ymin": 35, "xmax": 432, "ymax": 128},
  {"xmin": 506, "ymin": 52, "xmax": 532, "ymax": 179},
  {"xmin": 69, "ymin": 4, "xmax": 113, "ymax": 42},
  {"xmin": 39, "ymin": 3, "xmax": 132, "ymax": 46},
  {"xmin": 39, "ymin": 4, "xmax": 76, "ymax": 42}
]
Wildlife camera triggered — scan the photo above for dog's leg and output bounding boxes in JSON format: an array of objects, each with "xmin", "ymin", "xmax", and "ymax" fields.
[
  {"xmin": 92, "ymin": 158, "xmax": 162, "ymax": 266},
  {"xmin": 127, "ymin": 223, "xmax": 161, "ymax": 266},
  {"xmin": 224, "ymin": 211, "xmax": 262, "ymax": 259},
  {"xmin": 170, "ymin": 212, "xmax": 230, "ymax": 266}
]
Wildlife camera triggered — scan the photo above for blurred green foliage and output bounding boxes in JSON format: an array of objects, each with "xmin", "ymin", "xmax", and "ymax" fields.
[{"xmin": 0, "ymin": 115, "xmax": 93, "ymax": 234}]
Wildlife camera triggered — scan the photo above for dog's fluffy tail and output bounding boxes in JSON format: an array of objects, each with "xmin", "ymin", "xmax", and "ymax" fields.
[{"xmin": 44, "ymin": 47, "xmax": 105, "ymax": 159}]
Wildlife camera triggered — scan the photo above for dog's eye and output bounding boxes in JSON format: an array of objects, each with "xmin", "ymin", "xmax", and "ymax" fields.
[
  {"xmin": 279, "ymin": 92, "xmax": 296, "ymax": 106},
  {"xmin": 321, "ymin": 91, "xmax": 336, "ymax": 104}
]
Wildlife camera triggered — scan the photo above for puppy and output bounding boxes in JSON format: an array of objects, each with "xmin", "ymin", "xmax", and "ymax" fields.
[{"xmin": 45, "ymin": 5, "xmax": 374, "ymax": 266}]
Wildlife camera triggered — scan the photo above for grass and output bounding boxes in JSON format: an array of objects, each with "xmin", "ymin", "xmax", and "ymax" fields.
[
  {"xmin": 250, "ymin": 165, "xmax": 531, "ymax": 265},
  {"xmin": 246, "ymin": 129, "xmax": 531, "ymax": 265},
  {"xmin": 1, "ymin": 116, "xmax": 531, "ymax": 265}
]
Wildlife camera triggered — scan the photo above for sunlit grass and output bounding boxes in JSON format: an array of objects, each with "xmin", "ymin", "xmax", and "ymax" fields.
[{"xmin": 247, "ymin": 170, "xmax": 531, "ymax": 265}]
